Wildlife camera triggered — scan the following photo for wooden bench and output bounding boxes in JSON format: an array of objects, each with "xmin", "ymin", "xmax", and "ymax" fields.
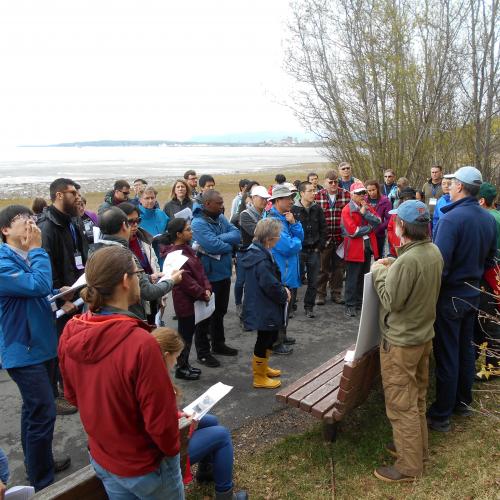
[
  {"xmin": 276, "ymin": 344, "xmax": 380, "ymax": 441},
  {"xmin": 34, "ymin": 425, "xmax": 191, "ymax": 499}
]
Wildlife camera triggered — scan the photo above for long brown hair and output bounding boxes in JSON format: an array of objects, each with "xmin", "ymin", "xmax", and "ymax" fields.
[
  {"xmin": 171, "ymin": 179, "xmax": 191, "ymax": 200},
  {"xmin": 81, "ymin": 246, "xmax": 135, "ymax": 312},
  {"xmin": 151, "ymin": 327, "xmax": 185, "ymax": 400}
]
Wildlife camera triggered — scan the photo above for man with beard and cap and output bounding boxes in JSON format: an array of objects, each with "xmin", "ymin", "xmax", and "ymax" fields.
[{"xmin": 38, "ymin": 177, "xmax": 88, "ymax": 415}]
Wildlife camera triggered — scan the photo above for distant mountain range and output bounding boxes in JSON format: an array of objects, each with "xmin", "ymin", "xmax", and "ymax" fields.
[{"xmin": 23, "ymin": 131, "xmax": 320, "ymax": 148}]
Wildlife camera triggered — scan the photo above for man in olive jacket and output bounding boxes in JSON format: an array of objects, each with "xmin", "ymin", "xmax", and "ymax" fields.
[{"xmin": 371, "ymin": 201, "xmax": 443, "ymax": 483}]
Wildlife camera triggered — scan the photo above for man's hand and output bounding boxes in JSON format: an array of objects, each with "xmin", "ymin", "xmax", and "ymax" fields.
[
  {"xmin": 285, "ymin": 287, "xmax": 292, "ymax": 302},
  {"xmin": 170, "ymin": 270, "xmax": 184, "ymax": 285},
  {"xmin": 377, "ymin": 258, "xmax": 393, "ymax": 267},
  {"xmin": 284, "ymin": 212, "xmax": 296, "ymax": 224},
  {"xmin": 23, "ymin": 221, "xmax": 42, "ymax": 250},
  {"xmin": 61, "ymin": 301, "xmax": 78, "ymax": 315},
  {"xmin": 150, "ymin": 272, "xmax": 164, "ymax": 283},
  {"xmin": 204, "ymin": 290, "xmax": 211, "ymax": 302}
]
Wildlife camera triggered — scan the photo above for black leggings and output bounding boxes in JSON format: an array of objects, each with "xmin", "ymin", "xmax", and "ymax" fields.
[
  {"xmin": 254, "ymin": 330, "xmax": 279, "ymax": 358},
  {"xmin": 177, "ymin": 315, "xmax": 196, "ymax": 368}
]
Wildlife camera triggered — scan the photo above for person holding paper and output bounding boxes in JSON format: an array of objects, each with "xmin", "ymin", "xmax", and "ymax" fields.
[
  {"xmin": 161, "ymin": 218, "xmax": 212, "ymax": 381},
  {"xmin": 0, "ymin": 205, "xmax": 71, "ymax": 491},
  {"xmin": 371, "ymin": 201, "xmax": 443, "ymax": 483},
  {"xmin": 152, "ymin": 327, "xmax": 248, "ymax": 500},
  {"xmin": 191, "ymin": 190, "xmax": 241, "ymax": 367},
  {"xmin": 241, "ymin": 218, "xmax": 291, "ymax": 389},
  {"xmin": 164, "ymin": 179, "xmax": 194, "ymax": 219},
  {"xmin": 59, "ymin": 246, "xmax": 184, "ymax": 500}
]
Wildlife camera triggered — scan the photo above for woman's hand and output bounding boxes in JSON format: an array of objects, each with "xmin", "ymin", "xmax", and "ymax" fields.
[
  {"xmin": 285, "ymin": 287, "xmax": 292, "ymax": 302},
  {"xmin": 204, "ymin": 290, "xmax": 211, "ymax": 301}
]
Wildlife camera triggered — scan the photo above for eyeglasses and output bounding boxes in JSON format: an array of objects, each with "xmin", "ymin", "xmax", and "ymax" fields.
[
  {"xmin": 384, "ymin": 175, "xmax": 394, "ymax": 178},
  {"xmin": 120, "ymin": 191, "xmax": 131, "ymax": 196},
  {"xmin": 183, "ymin": 227, "xmax": 193, "ymax": 232},
  {"xmin": 127, "ymin": 217, "xmax": 142, "ymax": 225},
  {"xmin": 340, "ymin": 167, "xmax": 351, "ymax": 170},
  {"xmin": 60, "ymin": 190, "xmax": 79, "ymax": 197},
  {"xmin": 127, "ymin": 270, "xmax": 141, "ymax": 278},
  {"xmin": 326, "ymin": 179, "xmax": 338, "ymax": 184}
]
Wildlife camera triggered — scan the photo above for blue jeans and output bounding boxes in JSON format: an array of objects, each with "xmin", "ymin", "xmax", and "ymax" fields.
[
  {"xmin": 234, "ymin": 252, "xmax": 245, "ymax": 306},
  {"xmin": 0, "ymin": 447, "xmax": 9, "ymax": 484},
  {"xmin": 428, "ymin": 294, "xmax": 480, "ymax": 421},
  {"xmin": 90, "ymin": 454, "xmax": 184, "ymax": 500},
  {"xmin": 7, "ymin": 359, "xmax": 56, "ymax": 491},
  {"xmin": 188, "ymin": 414, "xmax": 233, "ymax": 493}
]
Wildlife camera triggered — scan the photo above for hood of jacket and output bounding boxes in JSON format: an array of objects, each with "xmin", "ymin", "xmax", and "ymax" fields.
[
  {"xmin": 192, "ymin": 206, "xmax": 222, "ymax": 225},
  {"xmin": 162, "ymin": 243, "xmax": 196, "ymax": 260},
  {"xmin": 62, "ymin": 310, "xmax": 151, "ymax": 364},
  {"xmin": 441, "ymin": 195, "xmax": 477, "ymax": 214},
  {"xmin": 240, "ymin": 242, "xmax": 272, "ymax": 269}
]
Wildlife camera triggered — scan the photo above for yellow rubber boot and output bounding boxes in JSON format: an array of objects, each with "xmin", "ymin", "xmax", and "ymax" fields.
[
  {"xmin": 265, "ymin": 349, "xmax": 281, "ymax": 378},
  {"xmin": 252, "ymin": 356, "xmax": 281, "ymax": 389}
]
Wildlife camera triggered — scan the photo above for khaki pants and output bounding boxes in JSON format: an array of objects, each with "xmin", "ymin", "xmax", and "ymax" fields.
[
  {"xmin": 317, "ymin": 243, "xmax": 345, "ymax": 299},
  {"xmin": 380, "ymin": 339, "xmax": 432, "ymax": 477}
]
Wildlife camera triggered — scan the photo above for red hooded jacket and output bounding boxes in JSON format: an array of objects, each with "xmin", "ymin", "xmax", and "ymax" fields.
[{"xmin": 58, "ymin": 311, "xmax": 179, "ymax": 477}]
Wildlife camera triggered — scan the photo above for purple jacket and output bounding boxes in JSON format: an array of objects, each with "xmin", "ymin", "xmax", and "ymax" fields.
[{"xmin": 370, "ymin": 195, "xmax": 392, "ymax": 238}]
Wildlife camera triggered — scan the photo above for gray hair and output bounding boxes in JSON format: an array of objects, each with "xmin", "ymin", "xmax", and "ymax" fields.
[
  {"xmin": 141, "ymin": 186, "xmax": 158, "ymax": 197},
  {"xmin": 253, "ymin": 218, "xmax": 282, "ymax": 244}
]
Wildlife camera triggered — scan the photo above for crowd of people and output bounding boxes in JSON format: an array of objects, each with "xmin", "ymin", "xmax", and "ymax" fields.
[{"xmin": 0, "ymin": 162, "xmax": 498, "ymax": 496}]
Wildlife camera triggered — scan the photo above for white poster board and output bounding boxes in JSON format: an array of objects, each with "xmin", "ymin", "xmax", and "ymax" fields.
[{"xmin": 346, "ymin": 272, "xmax": 381, "ymax": 361}]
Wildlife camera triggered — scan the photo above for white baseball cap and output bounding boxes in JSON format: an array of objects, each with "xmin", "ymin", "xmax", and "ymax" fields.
[{"xmin": 250, "ymin": 185, "xmax": 271, "ymax": 199}]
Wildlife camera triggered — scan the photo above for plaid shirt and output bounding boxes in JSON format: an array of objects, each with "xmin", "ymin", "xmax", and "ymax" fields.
[{"xmin": 315, "ymin": 187, "xmax": 351, "ymax": 245}]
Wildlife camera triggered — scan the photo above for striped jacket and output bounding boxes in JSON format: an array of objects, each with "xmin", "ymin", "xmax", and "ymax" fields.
[{"xmin": 315, "ymin": 187, "xmax": 351, "ymax": 246}]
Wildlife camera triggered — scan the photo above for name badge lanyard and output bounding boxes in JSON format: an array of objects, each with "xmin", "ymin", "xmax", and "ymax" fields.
[{"xmin": 70, "ymin": 223, "xmax": 84, "ymax": 270}]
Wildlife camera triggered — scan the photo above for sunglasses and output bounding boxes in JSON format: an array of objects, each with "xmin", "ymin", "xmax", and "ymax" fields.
[
  {"xmin": 127, "ymin": 217, "xmax": 142, "ymax": 225},
  {"xmin": 326, "ymin": 179, "xmax": 338, "ymax": 184},
  {"xmin": 354, "ymin": 190, "xmax": 367, "ymax": 196},
  {"xmin": 340, "ymin": 167, "xmax": 351, "ymax": 170}
]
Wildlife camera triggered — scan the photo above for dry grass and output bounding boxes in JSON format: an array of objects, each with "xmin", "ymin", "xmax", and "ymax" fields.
[
  {"xmin": 0, "ymin": 162, "xmax": 333, "ymax": 212},
  {"xmin": 187, "ymin": 379, "xmax": 500, "ymax": 500}
]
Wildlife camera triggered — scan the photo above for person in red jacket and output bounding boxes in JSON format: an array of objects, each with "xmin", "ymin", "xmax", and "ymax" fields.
[
  {"xmin": 161, "ymin": 218, "xmax": 212, "ymax": 381},
  {"xmin": 58, "ymin": 245, "xmax": 185, "ymax": 500},
  {"xmin": 341, "ymin": 182, "xmax": 381, "ymax": 317}
]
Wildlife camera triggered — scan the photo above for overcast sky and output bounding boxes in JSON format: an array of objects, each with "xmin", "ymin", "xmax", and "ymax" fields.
[{"xmin": 0, "ymin": 0, "xmax": 304, "ymax": 147}]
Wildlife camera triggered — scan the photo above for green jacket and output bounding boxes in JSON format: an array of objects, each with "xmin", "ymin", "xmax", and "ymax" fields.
[{"xmin": 372, "ymin": 239, "xmax": 443, "ymax": 346}]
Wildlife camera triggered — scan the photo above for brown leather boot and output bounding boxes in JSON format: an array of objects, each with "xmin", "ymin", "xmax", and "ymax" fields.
[{"xmin": 374, "ymin": 466, "xmax": 416, "ymax": 483}]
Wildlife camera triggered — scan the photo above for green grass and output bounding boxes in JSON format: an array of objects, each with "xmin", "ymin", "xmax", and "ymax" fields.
[{"xmin": 187, "ymin": 380, "xmax": 499, "ymax": 499}]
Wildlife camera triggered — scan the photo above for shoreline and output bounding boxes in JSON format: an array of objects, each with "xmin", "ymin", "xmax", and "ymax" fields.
[{"xmin": 0, "ymin": 161, "xmax": 332, "ymax": 211}]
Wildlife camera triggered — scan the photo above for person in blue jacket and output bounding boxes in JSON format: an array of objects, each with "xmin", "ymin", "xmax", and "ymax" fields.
[
  {"xmin": 427, "ymin": 167, "xmax": 497, "ymax": 432},
  {"xmin": 241, "ymin": 218, "xmax": 291, "ymax": 389},
  {"xmin": 191, "ymin": 190, "xmax": 241, "ymax": 368},
  {"xmin": 432, "ymin": 177, "xmax": 451, "ymax": 238},
  {"xmin": 267, "ymin": 184, "xmax": 304, "ymax": 354},
  {"xmin": 0, "ymin": 205, "xmax": 71, "ymax": 491},
  {"xmin": 138, "ymin": 186, "xmax": 169, "ymax": 238}
]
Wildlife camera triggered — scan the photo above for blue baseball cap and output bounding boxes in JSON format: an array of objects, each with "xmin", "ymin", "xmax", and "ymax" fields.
[
  {"xmin": 444, "ymin": 166, "xmax": 482, "ymax": 185},
  {"xmin": 389, "ymin": 200, "xmax": 430, "ymax": 225}
]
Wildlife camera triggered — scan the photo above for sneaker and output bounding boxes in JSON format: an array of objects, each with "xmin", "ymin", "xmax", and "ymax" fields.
[
  {"xmin": 427, "ymin": 416, "xmax": 451, "ymax": 432},
  {"xmin": 54, "ymin": 456, "xmax": 72, "ymax": 473},
  {"xmin": 304, "ymin": 308, "xmax": 315, "ymax": 318},
  {"xmin": 316, "ymin": 297, "xmax": 326, "ymax": 306},
  {"xmin": 283, "ymin": 336, "xmax": 296, "ymax": 345},
  {"xmin": 175, "ymin": 367, "xmax": 200, "ymax": 380},
  {"xmin": 453, "ymin": 405, "xmax": 473, "ymax": 417},
  {"xmin": 373, "ymin": 466, "xmax": 416, "ymax": 483},
  {"xmin": 272, "ymin": 343, "xmax": 293, "ymax": 355},
  {"xmin": 55, "ymin": 397, "xmax": 78, "ymax": 415},
  {"xmin": 212, "ymin": 343, "xmax": 238, "ymax": 356},
  {"xmin": 198, "ymin": 354, "xmax": 221, "ymax": 368},
  {"xmin": 332, "ymin": 296, "xmax": 345, "ymax": 305},
  {"xmin": 344, "ymin": 306, "xmax": 357, "ymax": 318}
]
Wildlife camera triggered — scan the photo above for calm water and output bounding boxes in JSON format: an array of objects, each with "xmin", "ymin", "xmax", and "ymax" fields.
[{"xmin": 0, "ymin": 146, "xmax": 326, "ymax": 198}]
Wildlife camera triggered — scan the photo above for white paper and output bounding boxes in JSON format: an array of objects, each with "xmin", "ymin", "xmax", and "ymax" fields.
[
  {"xmin": 56, "ymin": 298, "xmax": 84, "ymax": 318},
  {"xmin": 5, "ymin": 486, "xmax": 35, "ymax": 500},
  {"xmin": 174, "ymin": 207, "xmax": 193, "ymax": 220},
  {"xmin": 336, "ymin": 241, "xmax": 345, "ymax": 259},
  {"xmin": 352, "ymin": 272, "xmax": 381, "ymax": 360},
  {"xmin": 194, "ymin": 293, "xmax": 215, "ymax": 325},
  {"xmin": 192, "ymin": 241, "xmax": 221, "ymax": 260},
  {"xmin": 160, "ymin": 250, "xmax": 188, "ymax": 281},
  {"xmin": 183, "ymin": 382, "xmax": 233, "ymax": 420},
  {"xmin": 92, "ymin": 225, "xmax": 102, "ymax": 242},
  {"xmin": 50, "ymin": 273, "xmax": 87, "ymax": 302}
]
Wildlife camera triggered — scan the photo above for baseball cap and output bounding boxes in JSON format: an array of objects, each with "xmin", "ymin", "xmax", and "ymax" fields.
[
  {"xmin": 283, "ymin": 182, "xmax": 298, "ymax": 192},
  {"xmin": 389, "ymin": 200, "xmax": 430, "ymax": 225},
  {"xmin": 350, "ymin": 182, "xmax": 367, "ymax": 194},
  {"xmin": 268, "ymin": 184, "xmax": 294, "ymax": 201},
  {"xmin": 444, "ymin": 166, "xmax": 482, "ymax": 185},
  {"xmin": 478, "ymin": 182, "xmax": 497, "ymax": 202},
  {"xmin": 250, "ymin": 185, "xmax": 270, "ymax": 199}
]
